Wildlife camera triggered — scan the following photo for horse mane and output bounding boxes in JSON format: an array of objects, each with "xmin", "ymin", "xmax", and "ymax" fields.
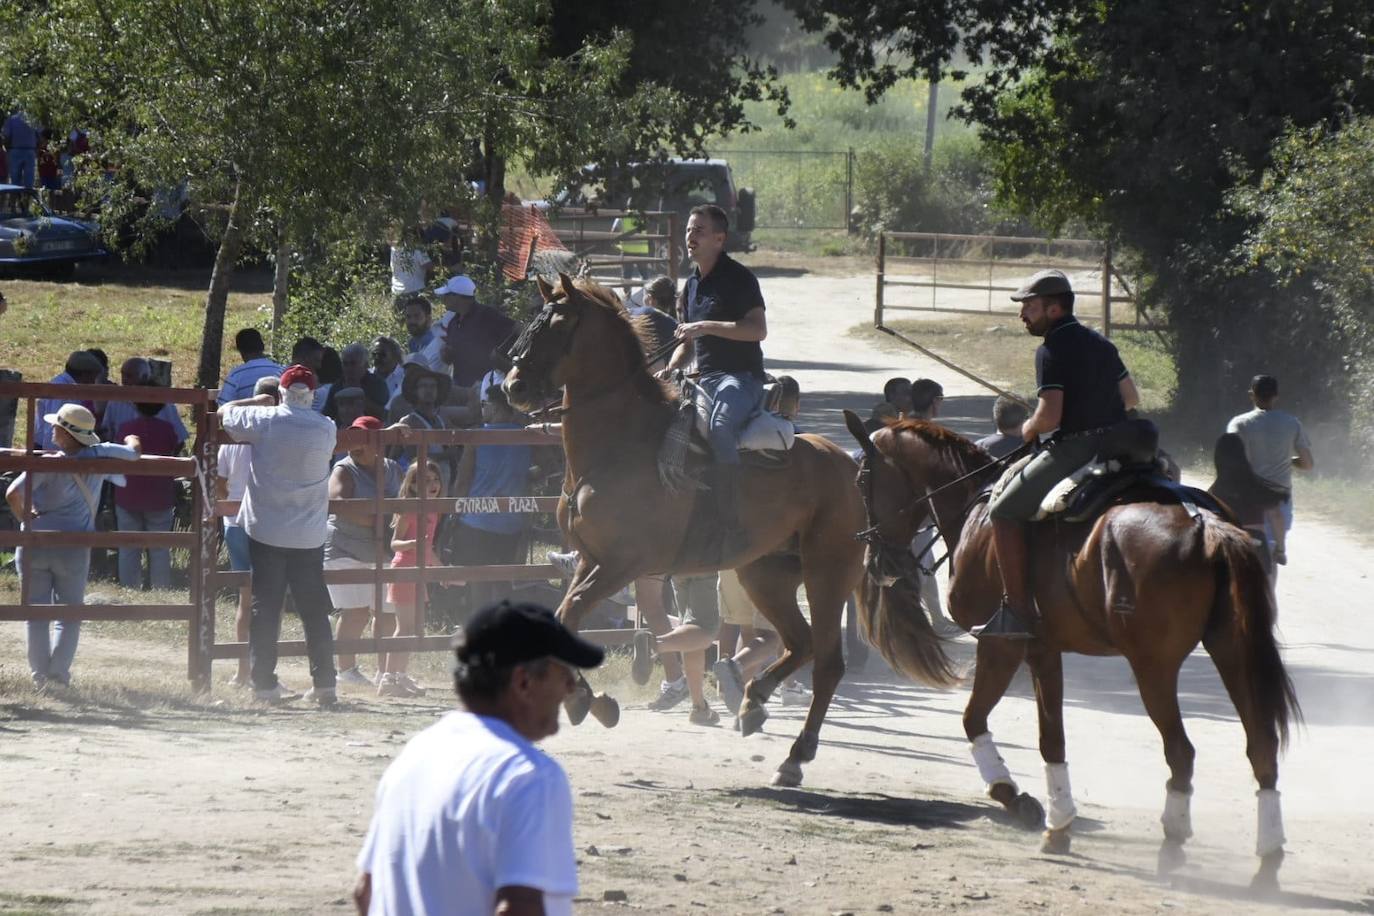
[
  {"xmin": 887, "ymin": 417, "xmax": 992, "ymax": 478},
  {"xmin": 565, "ymin": 278, "xmax": 674, "ymax": 405}
]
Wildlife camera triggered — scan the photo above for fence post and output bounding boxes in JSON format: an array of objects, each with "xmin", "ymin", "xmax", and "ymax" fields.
[
  {"xmin": 1102, "ymin": 242, "xmax": 1113, "ymax": 339},
  {"xmin": 874, "ymin": 232, "xmax": 886, "ymax": 327},
  {"xmin": 845, "ymin": 148, "xmax": 854, "ymax": 234},
  {"xmin": 668, "ymin": 213, "xmax": 680, "ymax": 286},
  {"xmin": 189, "ymin": 395, "xmax": 217, "ymax": 690}
]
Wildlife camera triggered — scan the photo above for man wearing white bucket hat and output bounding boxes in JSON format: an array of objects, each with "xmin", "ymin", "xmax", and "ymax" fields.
[{"xmin": 4, "ymin": 403, "xmax": 142, "ymax": 689}]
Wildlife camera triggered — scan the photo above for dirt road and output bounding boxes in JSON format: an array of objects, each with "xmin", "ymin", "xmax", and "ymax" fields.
[{"xmin": 1, "ymin": 263, "xmax": 1371, "ymax": 914}]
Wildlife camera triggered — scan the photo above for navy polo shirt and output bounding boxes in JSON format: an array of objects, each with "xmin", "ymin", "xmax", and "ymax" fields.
[
  {"xmin": 679, "ymin": 253, "xmax": 765, "ymax": 377},
  {"xmin": 1035, "ymin": 316, "xmax": 1128, "ymax": 435}
]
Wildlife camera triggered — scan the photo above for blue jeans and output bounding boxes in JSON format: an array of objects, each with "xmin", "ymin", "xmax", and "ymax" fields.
[
  {"xmin": 698, "ymin": 372, "xmax": 764, "ymax": 466},
  {"xmin": 16, "ymin": 546, "xmax": 90, "ymax": 684},
  {"xmin": 247, "ymin": 537, "xmax": 337, "ymax": 691},
  {"xmin": 116, "ymin": 505, "xmax": 176, "ymax": 589},
  {"xmin": 8, "ymin": 148, "xmax": 36, "ymax": 188}
]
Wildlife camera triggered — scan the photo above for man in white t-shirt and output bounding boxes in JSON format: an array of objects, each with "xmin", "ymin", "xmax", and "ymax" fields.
[
  {"xmin": 354, "ymin": 600, "xmax": 604, "ymax": 916},
  {"xmin": 390, "ymin": 244, "xmax": 433, "ymax": 297},
  {"xmin": 1226, "ymin": 374, "xmax": 1315, "ymax": 566}
]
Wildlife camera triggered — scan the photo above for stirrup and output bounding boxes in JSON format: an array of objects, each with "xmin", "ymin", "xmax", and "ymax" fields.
[{"xmin": 971, "ymin": 600, "xmax": 1036, "ymax": 641}]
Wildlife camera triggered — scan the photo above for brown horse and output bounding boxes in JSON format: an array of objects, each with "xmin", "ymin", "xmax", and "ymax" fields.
[
  {"xmin": 502, "ymin": 274, "xmax": 878, "ymax": 786},
  {"xmin": 843, "ymin": 411, "xmax": 1300, "ymax": 892}
]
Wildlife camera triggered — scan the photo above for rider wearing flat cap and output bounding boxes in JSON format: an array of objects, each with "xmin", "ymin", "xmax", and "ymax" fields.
[{"xmin": 975, "ymin": 269, "xmax": 1140, "ymax": 640}]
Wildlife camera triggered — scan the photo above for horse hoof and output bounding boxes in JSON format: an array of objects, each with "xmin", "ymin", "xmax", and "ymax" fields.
[
  {"xmin": 630, "ymin": 630, "xmax": 654, "ymax": 686},
  {"xmin": 1041, "ymin": 827, "xmax": 1071, "ymax": 855},
  {"xmin": 564, "ymin": 686, "xmax": 592, "ymax": 726},
  {"xmin": 1250, "ymin": 850, "xmax": 1283, "ymax": 897},
  {"xmin": 771, "ymin": 760, "xmax": 804, "ymax": 787},
  {"xmin": 589, "ymin": 693, "xmax": 620, "ymax": 728},
  {"xmin": 1014, "ymin": 793, "xmax": 1046, "ymax": 832},
  {"xmin": 739, "ymin": 704, "xmax": 769, "ymax": 737},
  {"xmin": 1157, "ymin": 839, "xmax": 1187, "ymax": 874}
]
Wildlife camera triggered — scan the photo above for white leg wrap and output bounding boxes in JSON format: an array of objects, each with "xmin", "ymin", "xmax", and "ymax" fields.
[
  {"xmin": 1256, "ymin": 789, "xmax": 1285, "ymax": 857},
  {"xmin": 1160, "ymin": 787, "xmax": 1193, "ymax": 841},
  {"xmin": 1045, "ymin": 762, "xmax": 1077, "ymax": 831},
  {"xmin": 970, "ymin": 732, "xmax": 1015, "ymax": 790}
]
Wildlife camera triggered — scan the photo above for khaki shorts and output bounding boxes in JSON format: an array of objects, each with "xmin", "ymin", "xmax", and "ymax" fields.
[
  {"xmin": 671, "ymin": 574, "xmax": 721, "ymax": 635},
  {"xmin": 324, "ymin": 556, "xmax": 383, "ymax": 612},
  {"xmin": 717, "ymin": 569, "xmax": 773, "ymax": 631}
]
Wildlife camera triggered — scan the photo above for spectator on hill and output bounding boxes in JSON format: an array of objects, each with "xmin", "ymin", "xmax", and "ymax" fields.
[
  {"xmin": 976, "ymin": 395, "xmax": 1031, "ymax": 460},
  {"xmin": 402, "ymin": 296, "xmax": 446, "ymax": 373},
  {"xmin": 216, "ymin": 375, "xmax": 279, "ymax": 687},
  {"xmin": 3, "ymin": 108, "xmax": 39, "ymax": 187},
  {"xmin": 447, "ymin": 384, "xmax": 536, "ymax": 612},
  {"xmin": 391, "ymin": 366, "xmax": 456, "ymax": 495},
  {"xmin": 219, "ymin": 364, "xmax": 339, "ymax": 707},
  {"xmin": 326, "ymin": 416, "xmax": 404, "ymax": 688},
  {"xmin": 323, "ymin": 343, "xmax": 390, "ymax": 422},
  {"xmin": 36, "ymin": 129, "xmax": 61, "ymax": 192},
  {"xmin": 100, "ymin": 357, "xmax": 189, "ymax": 444},
  {"xmin": 381, "ymin": 459, "xmax": 444, "ymax": 698},
  {"xmin": 4, "ymin": 404, "xmax": 142, "ymax": 689},
  {"xmin": 353, "ymin": 600, "xmax": 602, "ymax": 915},
  {"xmin": 35, "ymin": 350, "xmax": 103, "ymax": 450},
  {"xmin": 371, "ymin": 336, "xmax": 406, "ymax": 402},
  {"xmin": 883, "ymin": 377, "xmax": 913, "ymax": 418},
  {"xmin": 114, "ymin": 394, "xmax": 182, "ymax": 590},
  {"xmin": 435, "ymin": 275, "xmax": 517, "ymax": 387},
  {"xmin": 1226, "ymin": 374, "xmax": 1315, "ymax": 572},
  {"xmin": 219, "ymin": 329, "xmax": 284, "ymax": 405},
  {"xmin": 389, "ymin": 232, "xmax": 434, "ymax": 297}
]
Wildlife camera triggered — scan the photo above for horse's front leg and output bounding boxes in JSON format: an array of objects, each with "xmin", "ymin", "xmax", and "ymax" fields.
[
  {"xmin": 1028, "ymin": 650, "xmax": 1075, "ymax": 853},
  {"xmin": 555, "ymin": 555, "xmax": 640, "ymax": 729},
  {"xmin": 964, "ymin": 639, "xmax": 1044, "ymax": 830}
]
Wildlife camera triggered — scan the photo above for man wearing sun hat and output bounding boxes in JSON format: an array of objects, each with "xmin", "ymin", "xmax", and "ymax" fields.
[
  {"xmin": 353, "ymin": 599, "xmax": 603, "ymax": 916},
  {"xmin": 434, "ymin": 274, "xmax": 518, "ymax": 387},
  {"xmin": 219, "ymin": 364, "xmax": 340, "ymax": 706},
  {"xmin": 4, "ymin": 404, "xmax": 142, "ymax": 689}
]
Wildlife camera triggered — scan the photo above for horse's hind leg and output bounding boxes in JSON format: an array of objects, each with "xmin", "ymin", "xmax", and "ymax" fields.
[
  {"xmin": 1028, "ymin": 650, "xmax": 1076, "ymax": 854},
  {"xmin": 1203, "ymin": 629, "xmax": 1285, "ymax": 893},
  {"xmin": 734, "ymin": 555, "xmax": 809, "ymax": 742},
  {"xmin": 1129, "ymin": 655, "xmax": 1197, "ymax": 875},
  {"xmin": 964, "ymin": 640, "xmax": 1043, "ymax": 830}
]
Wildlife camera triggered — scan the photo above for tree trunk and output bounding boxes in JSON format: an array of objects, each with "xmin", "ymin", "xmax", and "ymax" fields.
[
  {"xmin": 195, "ymin": 180, "xmax": 246, "ymax": 391},
  {"xmin": 480, "ymin": 131, "xmax": 506, "ymax": 263},
  {"xmin": 271, "ymin": 226, "xmax": 290, "ymax": 354}
]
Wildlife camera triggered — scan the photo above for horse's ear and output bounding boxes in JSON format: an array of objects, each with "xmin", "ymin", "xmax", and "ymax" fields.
[
  {"xmin": 843, "ymin": 409, "xmax": 878, "ymax": 459},
  {"xmin": 536, "ymin": 276, "xmax": 555, "ymax": 302},
  {"xmin": 558, "ymin": 272, "xmax": 579, "ymax": 304}
]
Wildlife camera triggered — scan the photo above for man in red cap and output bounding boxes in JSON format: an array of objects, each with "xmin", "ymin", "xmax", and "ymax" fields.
[{"xmin": 219, "ymin": 364, "xmax": 340, "ymax": 706}]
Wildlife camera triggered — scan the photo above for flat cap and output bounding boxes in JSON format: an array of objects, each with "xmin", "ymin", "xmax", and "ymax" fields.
[{"xmin": 1010, "ymin": 269, "xmax": 1073, "ymax": 302}]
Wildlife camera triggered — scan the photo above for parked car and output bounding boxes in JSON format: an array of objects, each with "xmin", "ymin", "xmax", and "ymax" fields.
[{"xmin": 0, "ymin": 184, "xmax": 107, "ymax": 275}]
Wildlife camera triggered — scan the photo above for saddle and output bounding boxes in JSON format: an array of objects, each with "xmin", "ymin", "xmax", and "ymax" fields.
[
  {"xmin": 657, "ymin": 377, "xmax": 796, "ymax": 495},
  {"xmin": 992, "ymin": 419, "xmax": 1220, "ymax": 524}
]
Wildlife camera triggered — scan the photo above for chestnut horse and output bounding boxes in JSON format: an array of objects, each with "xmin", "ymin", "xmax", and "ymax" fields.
[
  {"xmin": 502, "ymin": 275, "xmax": 882, "ymax": 787},
  {"xmin": 843, "ymin": 411, "xmax": 1300, "ymax": 892}
]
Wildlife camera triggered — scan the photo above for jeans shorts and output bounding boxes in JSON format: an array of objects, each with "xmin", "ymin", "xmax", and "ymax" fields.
[{"xmin": 224, "ymin": 524, "xmax": 251, "ymax": 572}]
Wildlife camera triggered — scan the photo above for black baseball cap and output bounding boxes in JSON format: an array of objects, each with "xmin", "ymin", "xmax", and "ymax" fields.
[
  {"xmin": 454, "ymin": 600, "xmax": 605, "ymax": 670},
  {"xmin": 1010, "ymin": 269, "xmax": 1073, "ymax": 301}
]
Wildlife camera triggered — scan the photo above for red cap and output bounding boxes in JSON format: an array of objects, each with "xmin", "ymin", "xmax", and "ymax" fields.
[
  {"xmin": 279, "ymin": 364, "xmax": 317, "ymax": 391},
  {"xmin": 349, "ymin": 415, "xmax": 383, "ymax": 431}
]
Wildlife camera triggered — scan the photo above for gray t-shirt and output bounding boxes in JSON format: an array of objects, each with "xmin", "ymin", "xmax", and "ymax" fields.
[
  {"xmin": 220, "ymin": 403, "xmax": 337, "ymax": 549},
  {"xmin": 7, "ymin": 443, "xmax": 138, "ymax": 532},
  {"xmin": 1226, "ymin": 407, "xmax": 1310, "ymax": 492},
  {"xmin": 325, "ymin": 455, "xmax": 402, "ymax": 564}
]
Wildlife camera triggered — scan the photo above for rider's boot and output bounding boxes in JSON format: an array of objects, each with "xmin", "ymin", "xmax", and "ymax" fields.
[
  {"xmin": 713, "ymin": 464, "xmax": 749, "ymax": 563},
  {"xmin": 972, "ymin": 518, "xmax": 1037, "ymax": 640}
]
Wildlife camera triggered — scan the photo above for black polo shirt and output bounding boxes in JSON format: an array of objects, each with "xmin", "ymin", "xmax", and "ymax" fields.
[
  {"xmin": 1035, "ymin": 316, "xmax": 1128, "ymax": 435},
  {"xmin": 678, "ymin": 253, "xmax": 765, "ymax": 377}
]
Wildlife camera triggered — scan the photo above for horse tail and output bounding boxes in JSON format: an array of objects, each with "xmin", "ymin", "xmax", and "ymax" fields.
[
  {"xmin": 1204, "ymin": 521, "xmax": 1302, "ymax": 750},
  {"xmin": 857, "ymin": 561, "xmax": 960, "ymax": 688}
]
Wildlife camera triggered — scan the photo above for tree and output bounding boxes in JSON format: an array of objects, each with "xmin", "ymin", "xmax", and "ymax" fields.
[
  {"xmin": 783, "ymin": 0, "xmax": 1374, "ymax": 432},
  {"xmin": 0, "ymin": 0, "xmax": 654, "ymax": 387}
]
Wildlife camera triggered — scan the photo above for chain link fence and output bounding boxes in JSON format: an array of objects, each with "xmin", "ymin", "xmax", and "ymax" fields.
[{"xmin": 710, "ymin": 149, "xmax": 853, "ymax": 231}]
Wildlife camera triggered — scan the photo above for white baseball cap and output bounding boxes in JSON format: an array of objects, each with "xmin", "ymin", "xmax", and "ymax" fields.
[{"xmin": 434, "ymin": 275, "xmax": 476, "ymax": 297}]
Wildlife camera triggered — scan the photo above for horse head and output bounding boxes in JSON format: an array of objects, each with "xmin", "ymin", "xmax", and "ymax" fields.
[
  {"xmin": 843, "ymin": 409, "xmax": 930, "ymax": 545},
  {"xmin": 504, "ymin": 273, "xmax": 615, "ymax": 411}
]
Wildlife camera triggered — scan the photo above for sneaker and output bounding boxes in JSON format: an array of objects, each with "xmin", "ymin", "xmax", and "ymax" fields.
[
  {"xmin": 377, "ymin": 673, "xmax": 410, "ymax": 698},
  {"xmin": 647, "ymin": 677, "xmax": 689, "ymax": 712},
  {"xmin": 713, "ymin": 658, "xmax": 746, "ymax": 716},
  {"xmin": 225, "ymin": 672, "xmax": 249, "ymax": 689},
  {"xmin": 337, "ymin": 666, "xmax": 372, "ymax": 687},
  {"xmin": 304, "ymin": 686, "xmax": 338, "ymax": 708},
  {"xmin": 254, "ymin": 683, "xmax": 302, "ymax": 704},
  {"xmin": 396, "ymin": 673, "xmax": 426, "ymax": 697},
  {"xmin": 547, "ymin": 550, "xmax": 579, "ymax": 579},
  {"xmin": 31, "ymin": 673, "xmax": 46, "ymax": 692},
  {"xmin": 688, "ymin": 703, "xmax": 720, "ymax": 727},
  {"xmin": 780, "ymin": 681, "xmax": 811, "ymax": 707}
]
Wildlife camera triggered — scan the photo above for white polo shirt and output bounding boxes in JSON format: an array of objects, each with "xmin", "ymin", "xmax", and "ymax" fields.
[
  {"xmin": 357, "ymin": 712, "xmax": 578, "ymax": 916},
  {"xmin": 218, "ymin": 402, "xmax": 336, "ymax": 549}
]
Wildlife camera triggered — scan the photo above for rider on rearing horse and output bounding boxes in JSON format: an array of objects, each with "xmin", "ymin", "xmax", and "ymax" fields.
[
  {"xmin": 976, "ymin": 269, "xmax": 1141, "ymax": 640},
  {"xmin": 658, "ymin": 203, "xmax": 768, "ymax": 551}
]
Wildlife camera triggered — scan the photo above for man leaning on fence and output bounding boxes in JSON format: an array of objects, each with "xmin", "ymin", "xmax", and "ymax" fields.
[{"xmin": 218, "ymin": 364, "xmax": 339, "ymax": 707}]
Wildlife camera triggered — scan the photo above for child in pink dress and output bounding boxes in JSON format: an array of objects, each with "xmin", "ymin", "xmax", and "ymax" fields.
[{"xmin": 379, "ymin": 461, "xmax": 442, "ymax": 697}]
